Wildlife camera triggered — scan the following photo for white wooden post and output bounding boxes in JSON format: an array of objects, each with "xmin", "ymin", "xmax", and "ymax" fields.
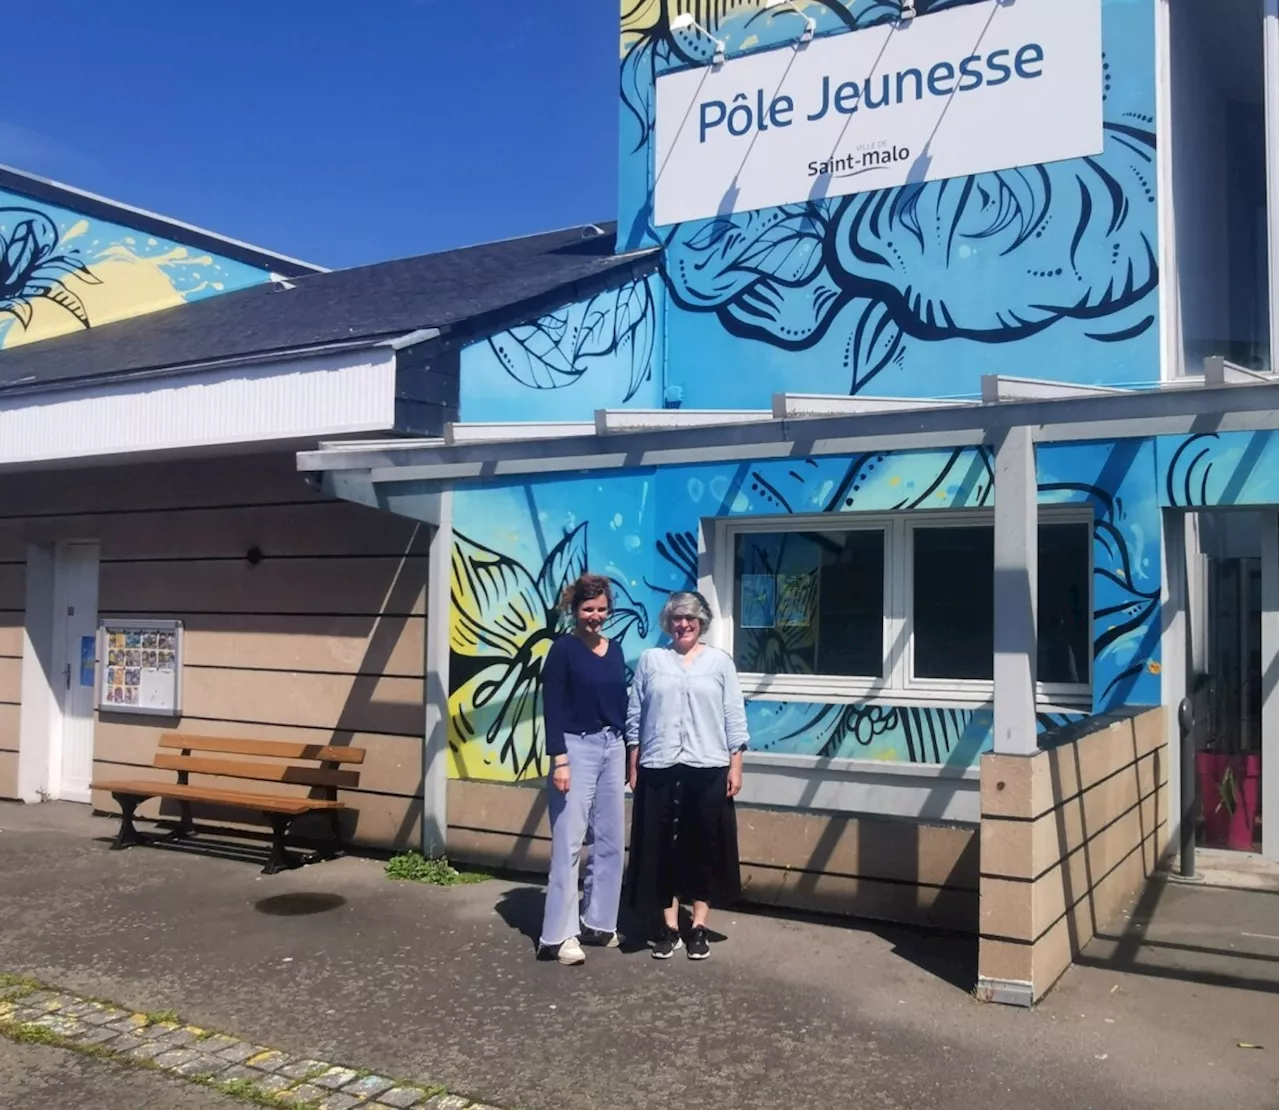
[
  {"xmin": 422, "ymin": 490, "xmax": 453, "ymax": 857},
  {"xmin": 993, "ymin": 426, "xmax": 1039, "ymax": 755}
]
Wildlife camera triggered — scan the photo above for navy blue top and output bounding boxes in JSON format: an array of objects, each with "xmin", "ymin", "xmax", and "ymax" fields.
[{"xmin": 542, "ymin": 634, "xmax": 628, "ymax": 758}]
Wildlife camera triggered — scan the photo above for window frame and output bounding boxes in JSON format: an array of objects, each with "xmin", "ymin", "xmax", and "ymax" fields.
[{"xmin": 710, "ymin": 507, "xmax": 1094, "ymax": 711}]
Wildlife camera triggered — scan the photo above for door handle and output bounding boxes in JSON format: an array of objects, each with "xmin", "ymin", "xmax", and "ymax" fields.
[{"xmin": 63, "ymin": 663, "xmax": 72, "ymax": 690}]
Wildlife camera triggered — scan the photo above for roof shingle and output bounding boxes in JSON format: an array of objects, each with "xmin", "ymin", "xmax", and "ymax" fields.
[{"xmin": 0, "ymin": 222, "xmax": 654, "ymax": 393}]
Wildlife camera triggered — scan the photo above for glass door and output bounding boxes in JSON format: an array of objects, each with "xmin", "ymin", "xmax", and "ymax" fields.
[{"xmin": 1197, "ymin": 529, "xmax": 1264, "ymax": 852}]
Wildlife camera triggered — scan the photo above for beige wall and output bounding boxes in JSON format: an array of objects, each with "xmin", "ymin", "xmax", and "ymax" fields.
[
  {"xmin": 0, "ymin": 453, "xmax": 429, "ymax": 849},
  {"xmin": 448, "ymin": 778, "xmax": 979, "ymax": 932},
  {"xmin": 976, "ymin": 707, "xmax": 1169, "ymax": 1006}
]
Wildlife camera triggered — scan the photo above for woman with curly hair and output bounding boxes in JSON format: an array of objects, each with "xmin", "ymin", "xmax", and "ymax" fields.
[{"xmin": 536, "ymin": 574, "xmax": 628, "ymax": 965}]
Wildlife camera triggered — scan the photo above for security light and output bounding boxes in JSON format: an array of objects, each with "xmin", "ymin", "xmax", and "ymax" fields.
[
  {"xmin": 670, "ymin": 12, "xmax": 726, "ymax": 66},
  {"xmin": 762, "ymin": 0, "xmax": 816, "ymax": 43},
  {"xmin": 899, "ymin": 0, "xmax": 917, "ymax": 21}
]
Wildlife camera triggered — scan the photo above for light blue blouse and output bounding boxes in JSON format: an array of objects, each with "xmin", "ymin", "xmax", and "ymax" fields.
[{"xmin": 625, "ymin": 645, "xmax": 750, "ymax": 769}]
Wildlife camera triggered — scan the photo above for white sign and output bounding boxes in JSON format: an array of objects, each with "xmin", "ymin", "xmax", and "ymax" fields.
[{"xmin": 653, "ymin": 0, "xmax": 1103, "ymax": 227}]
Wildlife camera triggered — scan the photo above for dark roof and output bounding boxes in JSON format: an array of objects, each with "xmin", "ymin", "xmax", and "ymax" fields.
[
  {"xmin": 0, "ymin": 222, "xmax": 656, "ymax": 393},
  {"xmin": 0, "ymin": 164, "xmax": 323, "ymax": 279}
]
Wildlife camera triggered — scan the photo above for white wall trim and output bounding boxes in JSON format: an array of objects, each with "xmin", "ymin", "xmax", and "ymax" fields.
[
  {"xmin": 595, "ymin": 408, "xmax": 771, "ymax": 432},
  {"xmin": 740, "ymin": 751, "xmax": 980, "ymax": 824},
  {"xmin": 445, "ymin": 422, "xmax": 593, "ymax": 444},
  {"xmin": 975, "ymin": 977, "xmax": 1034, "ymax": 1008},
  {"xmin": 0, "ymin": 347, "xmax": 398, "ymax": 470}
]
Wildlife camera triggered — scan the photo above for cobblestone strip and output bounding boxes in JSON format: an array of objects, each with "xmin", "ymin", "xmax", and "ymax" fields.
[{"xmin": 0, "ymin": 975, "xmax": 506, "ymax": 1110}]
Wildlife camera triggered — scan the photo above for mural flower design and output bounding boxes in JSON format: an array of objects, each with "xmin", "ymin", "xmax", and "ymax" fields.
[
  {"xmin": 753, "ymin": 700, "xmax": 980, "ymax": 762},
  {"xmin": 0, "ymin": 207, "xmax": 101, "ymax": 330},
  {"xmin": 486, "ymin": 278, "xmax": 656, "ymax": 402},
  {"xmin": 449, "ymin": 523, "xmax": 649, "ymax": 780}
]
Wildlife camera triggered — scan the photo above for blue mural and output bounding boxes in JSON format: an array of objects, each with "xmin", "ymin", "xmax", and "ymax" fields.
[
  {"xmin": 459, "ymin": 275, "xmax": 664, "ymax": 420},
  {"xmin": 446, "ymin": 437, "xmax": 1178, "ymax": 780},
  {"xmin": 620, "ymin": 0, "xmax": 1159, "ymax": 401},
  {"xmin": 1159, "ymin": 431, "xmax": 1280, "ymax": 508},
  {"xmin": 441, "ymin": 2, "xmax": 1276, "ymax": 786},
  {"xmin": 0, "ymin": 188, "xmax": 273, "ymax": 349}
]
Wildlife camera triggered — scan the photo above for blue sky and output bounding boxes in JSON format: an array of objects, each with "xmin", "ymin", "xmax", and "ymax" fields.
[{"xmin": 3, "ymin": 0, "xmax": 620, "ymax": 270}]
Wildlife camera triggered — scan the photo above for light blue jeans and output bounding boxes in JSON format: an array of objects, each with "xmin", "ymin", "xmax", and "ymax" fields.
[{"xmin": 539, "ymin": 728, "xmax": 626, "ymax": 947}]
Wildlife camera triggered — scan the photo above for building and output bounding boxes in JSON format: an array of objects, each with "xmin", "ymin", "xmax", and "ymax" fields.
[{"xmin": 2, "ymin": 0, "xmax": 1277, "ymax": 1005}]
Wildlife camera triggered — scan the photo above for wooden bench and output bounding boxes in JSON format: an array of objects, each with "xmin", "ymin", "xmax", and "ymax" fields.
[{"xmin": 91, "ymin": 733, "xmax": 365, "ymax": 874}]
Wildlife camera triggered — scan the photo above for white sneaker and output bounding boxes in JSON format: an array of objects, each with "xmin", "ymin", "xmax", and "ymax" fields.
[{"xmin": 557, "ymin": 937, "xmax": 586, "ymax": 965}]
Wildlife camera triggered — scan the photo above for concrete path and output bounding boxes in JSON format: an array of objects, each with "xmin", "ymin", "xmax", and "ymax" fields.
[{"xmin": 1, "ymin": 802, "xmax": 1275, "ymax": 1110}]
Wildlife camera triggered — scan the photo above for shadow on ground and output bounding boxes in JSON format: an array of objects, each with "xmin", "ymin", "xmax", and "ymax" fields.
[{"xmin": 3, "ymin": 802, "xmax": 1276, "ymax": 1110}]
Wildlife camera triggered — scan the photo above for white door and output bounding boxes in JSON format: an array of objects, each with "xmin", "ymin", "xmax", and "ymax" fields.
[{"xmin": 53, "ymin": 542, "xmax": 100, "ymax": 803}]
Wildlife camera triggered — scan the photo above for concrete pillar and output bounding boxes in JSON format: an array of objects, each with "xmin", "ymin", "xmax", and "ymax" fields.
[
  {"xmin": 993, "ymin": 425, "xmax": 1038, "ymax": 756},
  {"xmin": 422, "ymin": 491, "xmax": 453, "ymax": 857}
]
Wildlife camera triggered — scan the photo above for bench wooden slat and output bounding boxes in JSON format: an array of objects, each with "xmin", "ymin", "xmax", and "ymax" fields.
[
  {"xmin": 152, "ymin": 753, "xmax": 360, "ymax": 790},
  {"xmin": 91, "ymin": 779, "xmax": 344, "ymax": 815},
  {"xmin": 158, "ymin": 732, "xmax": 366, "ymax": 765}
]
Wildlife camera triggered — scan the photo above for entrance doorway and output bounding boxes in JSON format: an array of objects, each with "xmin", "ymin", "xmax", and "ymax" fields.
[
  {"xmin": 1190, "ymin": 512, "xmax": 1266, "ymax": 853},
  {"xmin": 52, "ymin": 541, "xmax": 99, "ymax": 803}
]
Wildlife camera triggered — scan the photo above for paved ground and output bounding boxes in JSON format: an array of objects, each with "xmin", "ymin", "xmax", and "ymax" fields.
[
  {"xmin": 0, "ymin": 1036, "xmax": 244, "ymax": 1110},
  {"xmin": 1, "ymin": 802, "xmax": 1276, "ymax": 1110}
]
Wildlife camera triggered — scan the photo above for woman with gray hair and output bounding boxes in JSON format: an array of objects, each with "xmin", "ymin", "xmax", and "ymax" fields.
[{"xmin": 624, "ymin": 590, "xmax": 748, "ymax": 960}]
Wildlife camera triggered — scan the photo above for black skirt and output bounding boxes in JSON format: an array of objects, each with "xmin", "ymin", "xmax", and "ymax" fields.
[{"xmin": 624, "ymin": 763, "xmax": 741, "ymax": 919}]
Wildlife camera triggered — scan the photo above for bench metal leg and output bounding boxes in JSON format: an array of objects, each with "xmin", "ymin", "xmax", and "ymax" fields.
[
  {"xmin": 263, "ymin": 814, "xmax": 302, "ymax": 875},
  {"xmin": 163, "ymin": 801, "xmax": 196, "ymax": 842},
  {"xmin": 325, "ymin": 810, "xmax": 347, "ymax": 859},
  {"xmin": 110, "ymin": 795, "xmax": 146, "ymax": 850}
]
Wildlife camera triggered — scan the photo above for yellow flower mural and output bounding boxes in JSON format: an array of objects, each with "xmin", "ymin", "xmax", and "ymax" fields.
[
  {"xmin": 0, "ymin": 189, "xmax": 274, "ymax": 349},
  {"xmin": 448, "ymin": 524, "xmax": 648, "ymax": 782}
]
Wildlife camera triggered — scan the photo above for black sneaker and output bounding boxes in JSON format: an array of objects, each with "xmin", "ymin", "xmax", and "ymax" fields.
[
  {"xmin": 652, "ymin": 927, "xmax": 683, "ymax": 960},
  {"xmin": 580, "ymin": 925, "xmax": 620, "ymax": 948},
  {"xmin": 687, "ymin": 926, "xmax": 710, "ymax": 960}
]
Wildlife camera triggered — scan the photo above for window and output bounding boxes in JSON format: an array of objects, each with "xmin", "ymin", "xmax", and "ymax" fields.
[
  {"xmin": 717, "ymin": 512, "xmax": 1092, "ymax": 708},
  {"xmin": 912, "ymin": 526, "xmax": 993, "ymax": 680},
  {"xmin": 733, "ymin": 528, "xmax": 884, "ymax": 678},
  {"xmin": 1037, "ymin": 522, "xmax": 1091, "ymax": 686}
]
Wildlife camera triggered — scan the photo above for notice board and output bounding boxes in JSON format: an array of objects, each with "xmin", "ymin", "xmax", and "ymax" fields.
[{"xmin": 97, "ymin": 619, "xmax": 184, "ymax": 716}]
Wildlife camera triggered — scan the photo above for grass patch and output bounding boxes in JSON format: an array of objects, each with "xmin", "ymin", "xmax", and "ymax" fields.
[
  {"xmin": 385, "ymin": 852, "xmax": 488, "ymax": 886},
  {"xmin": 0, "ymin": 976, "xmax": 463, "ymax": 1110},
  {"xmin": 209, "ymin": 1075, "xmax": 317, "ymax": 1108},
  {"xmin": 0, "ymin": 973, "xmax": 41, "ymax": 1000},
  {"xmin": 5, "ymin": 1021, "xmax": 62, "ymax": 1046}
]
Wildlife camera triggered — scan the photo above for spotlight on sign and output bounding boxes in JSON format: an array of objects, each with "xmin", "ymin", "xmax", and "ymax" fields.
[
  {"xmin": 670, "ymin": 12, "xmax": 727, "ymax": 66},
  {"xmin": 762, "ymin": 0, "xmax": 816, "ymax": 43}
]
